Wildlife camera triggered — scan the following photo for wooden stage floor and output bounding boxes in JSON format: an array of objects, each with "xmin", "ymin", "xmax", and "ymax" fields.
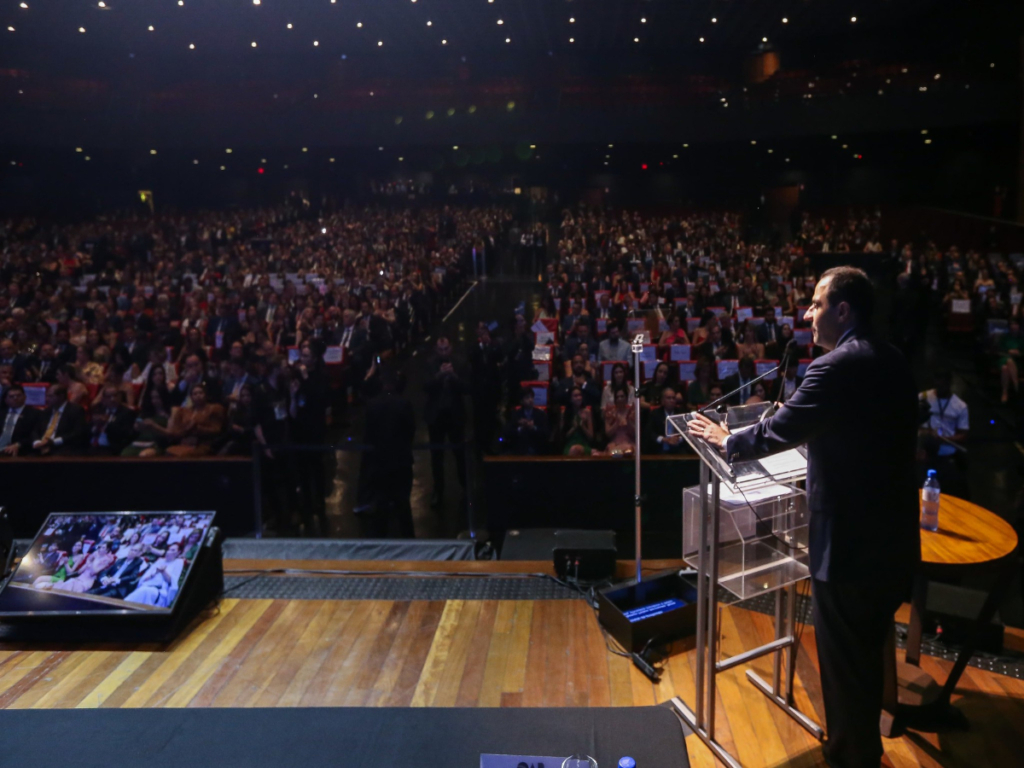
[{"xmin": 1, "ymin": 565, "xmax": 1023, "ymax": 768}]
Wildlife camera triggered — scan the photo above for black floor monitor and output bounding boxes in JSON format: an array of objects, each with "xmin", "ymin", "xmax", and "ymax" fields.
[{"xmin": 0, "ymin": 511, "xmax": 223, "ymax": 643}]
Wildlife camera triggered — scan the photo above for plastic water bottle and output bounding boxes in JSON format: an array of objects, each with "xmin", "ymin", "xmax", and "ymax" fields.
[{"xmin": 921, "ymin": 470, "xmax": 940, "ymax": 532}]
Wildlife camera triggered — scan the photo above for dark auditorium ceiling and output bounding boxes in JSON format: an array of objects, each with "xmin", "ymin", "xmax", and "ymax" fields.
[{"xmin": 0, "ymin": 0, "xmax": 1018, "ymax": 148}]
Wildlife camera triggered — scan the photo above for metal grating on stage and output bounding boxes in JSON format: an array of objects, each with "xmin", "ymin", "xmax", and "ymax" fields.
[{"xmin": 223, "ymin": 574, "xmax": 580, "ymax": 601}]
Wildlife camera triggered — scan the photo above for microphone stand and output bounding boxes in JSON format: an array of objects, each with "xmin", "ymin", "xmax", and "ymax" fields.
[{"xmin": 631, "ymin": 334, "xmax": 644, "ymax": 583}]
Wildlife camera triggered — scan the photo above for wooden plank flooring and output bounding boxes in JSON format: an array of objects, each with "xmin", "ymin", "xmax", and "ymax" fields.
[{"xmin": 1, "ymin": 597, "xmax": 1022, "ymax": 768}]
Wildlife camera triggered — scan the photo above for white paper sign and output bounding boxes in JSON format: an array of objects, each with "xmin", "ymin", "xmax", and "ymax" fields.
[
  {"xmin": 670, "ymin": 344, "xmax": 692, "ymax": 362},
  {"xmin": 951, "ymin": 299, "xmax": 971, "ymax": 314},
  {"xmin": 677, "ymin": 361, "xmax": 698, "ymax": 381},
  {"xmin": 322, "ymin": 346, "xmax": 343, "ymax": 364},
  {"xmin": 717, "ymin": 359, "xmax": 739, "ymax": 379}
]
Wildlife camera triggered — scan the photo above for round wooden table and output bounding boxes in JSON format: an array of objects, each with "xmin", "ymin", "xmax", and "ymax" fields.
[{"xmin": 882, "ymin": 494, "xmax": 1019, "ymax": 734}]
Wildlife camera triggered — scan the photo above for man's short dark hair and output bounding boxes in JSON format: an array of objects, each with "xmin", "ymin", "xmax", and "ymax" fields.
[
  {"xmin": 6, "ymin": 383, "xmax": 24, "ymax": 396},
  {"xmin": 820, "ymin": 266, "xmax": 875, "ymax": 322}
]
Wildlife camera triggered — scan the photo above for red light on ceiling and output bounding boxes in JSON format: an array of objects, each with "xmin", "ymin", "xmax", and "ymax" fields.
[
  {"xmin": 257, "ymin": 167, "xmax": 264, "ymax": 174},
  {"xmin": 641, "ymin": 163, "xmax": 648, "ymax": 170}
]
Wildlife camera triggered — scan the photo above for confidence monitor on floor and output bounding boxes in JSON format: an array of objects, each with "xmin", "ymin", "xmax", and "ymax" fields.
[{"xmin": 0, "ymin": 511, "xmax": 223, "ymax": 643}]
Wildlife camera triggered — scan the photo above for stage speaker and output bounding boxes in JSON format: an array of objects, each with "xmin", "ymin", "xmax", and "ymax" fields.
[
  {"xmin": 501, "ymin": 528, "xmax": 617, "ymax": 583},
  {"xmin": 924, "ymin": 581, "xmax": 1004, "ymax": 654}
]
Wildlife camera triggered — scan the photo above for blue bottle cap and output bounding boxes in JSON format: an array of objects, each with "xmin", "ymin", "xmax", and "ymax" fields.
[
  {"xmin": 927, "ymin": 469, "xmax": 937, "ymax": 477},
  {"xmin": 619, "ymin": 758, "xmax": 636, "ymax": 768}
]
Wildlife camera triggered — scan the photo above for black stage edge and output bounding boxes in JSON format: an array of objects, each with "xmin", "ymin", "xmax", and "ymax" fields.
[
  {"xmin": 0, "ymin": 532, "xmax": 224, "ymax": 644},
  {"xmin": 0, "ymin": 706, "xmax": 690, "ymax": 768}
]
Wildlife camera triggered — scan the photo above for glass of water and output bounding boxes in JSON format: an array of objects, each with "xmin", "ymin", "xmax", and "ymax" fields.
[{"xmin": 561, "ymin": 755, "xmax": 598, "ymax": 768}]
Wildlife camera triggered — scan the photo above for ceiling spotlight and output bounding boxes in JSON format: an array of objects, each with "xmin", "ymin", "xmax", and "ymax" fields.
[
  {"xmin": 608, "ymin": 144, "xmax": 613, "ymax": 148},
  {"xmin": 20, "ymin": 2, "xmax": 27, "ymax": 7},
  {"xmin": 842, "ymin": 144, "xmax": 848, "ymax": 149},
  {"xmin": 785, "ymin": 158, "xmax": 790, "ymax": 163},
  {"xmin": 75, "ymin": 147, "xmax": 82, "ymax": 152},
  {"xmin": 150, "ymin": 149, "xmax": 157, "ymax": 155},
  {"xmin": 919, "ymin": 86, "xmax": 927, "ymax": 92},
  {"xmin": 84, "ymin": 156, "xmax": 90, "ymax": 161},
  {"xmin": 302, "ymin": 147, "xmax": 308, "ymax": 152},
  {"xmin": 220, "ymin": 166, "xmax": 226, "ymax": 171},
  {"xmin": 505, "ymin": 37, "xmax": 510, "ymax": 43},
  {"xmin": 188, "ymin": 43, "xmax": 195, "ymax": 49},
  {"xmin": 634, "ymin": 37, "xmax": 639, "ymax": 42},
  {"xmin": 6, "ymin": 26, "xmax": 13, "ymax": 32},
  {"xmin": 313, "ymin": 93, "xmax": 318, "ymax": 98},
  {"xmin": 321, "ymin": 227, "xmax": 327, "ymax": 234},
  {"xmin": 178, "ymin": 0, "xmax": 183, "ymax": 5},
  {"xmin": 356, "ymin": 22, "xmax": 362, "ymax": 28},
  {"xmin": 921, "ymin": 129, "xmax": 928, "ymax": 134},
  {"xmin": 378, "ymin": 146, "xmax": 383, "ymax": 151},
  {"xmin": 329, "ymin": 157, "xmax": 335, "ymax": 162},
  {"xmin": 751, "ymin": 140, "xmax": 757, "ymax": 145},
  {"xmin": 260, "ymin": 158, "xmax": 267, "ymax": 163},
  {"xmin": 569, "ymin": 17, "xmax": 575, "ymax": 23},
  {"xmin": 453, "ymin": 145, "xmax": 459, "ymax": 150},
  {"xmin": 990, "ymin": 62, "xmax": 996, "ymax": 68},
  {"xmin": 426, "ymin": 20, "xmax": 432, "ymax": 26},
  {"xmin": 901, "ymin": 67, "xmax": 908, "ymax": 73},
  {"xmin": 97, "ymin": 1, "xmax": 105, "ymax": 7},
  {"xmin": 78, "ymin": 26, "xmax": 86, "ymax": 33},
  {"xmin": 313, "ymin": 40, "xmax": 319, "ymax": 46},
  {"xmin": 569, "ymin": 37, "xmax": 574, "ymax": 43},
  {"xmin": 831, "ymin": 135, "xmax": 838, "ymax": 139},
  {"xmin": 226, "ymin": 148, "xmax": 233, "ymax": 153},
  {"xmin": 253, "ymin": 0, "xmax": 260, "ymax": 4},
  {"xmin": 287, "ymin": 23, "xmax": 293, "ymax": 29},
  {"xmin": 148, "ymin": 25, "xmax": 154, "ymax": 31},
  {"xmin": 762, "ymin": 37, "xmax": 768, "ymax": 42},
  {"xmin": 850, "ymin": 16, "xmax": 857, "ymax": 23},
  {"xmin": 767, "ymin": 149, "xmax": 773, "ymax": 154},
  {"xmin": 251, "ymin": 41, "xmax": 257, "ymax": 47},
  {"xmin": 925, "ymin": 139, "xmax": 932, "ymax": 144},
  {"xmin": 711, "ymin": 17, "xmax": 717, "ymax": 23},
  {"xmin": 441, "ymin": 39, "xmax": 447, "ymax": 44},
  {"xmin": 782, "ymin": 17, "xmax": 788, "ymax": 23},
  {"xmin": 497, "ymin": 19, "xmax": 503, "ymax": 25},
  {"xmin": 377, "ymin": 40, "xmax": 383, "ymax": 46},
  {"xmin": 699, "ymin": 37, "xmax": 704, "ymax": 42},
  {"xmin": 641, "ymin": 18, "xmax": 646, "ymax": 23},
  {"xmin": 934, "ymin": 73, "xmax": 941, "ymax": 80}
]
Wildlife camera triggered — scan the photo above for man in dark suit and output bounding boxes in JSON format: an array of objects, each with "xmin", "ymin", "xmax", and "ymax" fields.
[
  {"xmin": 423, "ymin": 336, "xmax": 468, "ymax": 508},
  {"xmin": 89, "ymin": 385, "xmax": 137, "ymax": 456},
  {"xmin": 356, "ymin": 366, "xmax": 416, "ymax": 538},
  {"xmin": 0, "ymin": 384, "xmax": 43, "ymax": 457},
  {"xmin": 113, "ymin": 326, "xmax": 149, "ymax": 369},
  {"xmin": 28, "ymin": 343, "xmax": 59, "ymax": 384},
  {"xmin": 694, "ymin": 322, "xmax": 736, "ymax": 364},
  {"xmin": 756, "ymin": 306, "xmax": 783, "ymax": 347},
  {"xmin": 0, "ymin": 339, "xmax": 28, "ymax": 382},
  {"xmin": 501, "ymin": 387, "xmax": 549, "ymax": 455},
  {"xmin": 689, "ymin": 267, "xmax": 919, "ymax": 768},
  {"xmin": 172, "ymin": 354, "xmax": 223, "ymax": 406},
  {"xmin": 52, "ymin": 327, "xmax": 78, "ymax": 366},
  {"xmin": 721, "ymin": 356, "xmax": 759, "ymax": 406},
  {"xmin": 91, "ymin": 543, "xmax": 148, "ymax": 599},
  {"xmin": 643, "ymin": 386, "xmax": 687, "ymax": 454},
  {"xmin": 769, "ymin": 357, "xmax": 803, "ymax": 403},
  {"xmin": 468, "ymin": 326, "xmax": 505, "ymax": 456},
  {"xmin": 32, "ymin": 384, "xmax": 89, "ymax": 456}
]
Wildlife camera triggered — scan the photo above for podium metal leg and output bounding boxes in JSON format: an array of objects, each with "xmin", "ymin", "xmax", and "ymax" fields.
[
  {"xmin": 694, "ymin": 461, "xmax": 710, "ymax": 730},
  {"xmin": 669, "ymin": 697, "xmax": 744, "ymax": 768},
  {"xmin": 706, "ymin": 475, "xmax": 721, "ymax": 740}
]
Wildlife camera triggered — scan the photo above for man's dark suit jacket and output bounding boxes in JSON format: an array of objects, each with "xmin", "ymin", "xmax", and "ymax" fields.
[
  {"xmin": 91, "ymin": 557, "xmax": 147, "ymax": 599},
  {"xmin": 643, "ymin": 407, "xmax": 687, "ymax": 454},
  {"xmin": 501, "ymin": 406, "xmax": 549, "ymax": 455},
  {"xmin": 34, "ymin": 402, "xmax": 89, "ymax": 455},
  {"xmin": 727, "ymin": 328, "xmax": 920, "ymax": 583},
  {"xmin": 423, "ymin": 357, "xmax": 469, "ymax": 427},
  {"xmin": 0, "ymin": 406, "xmax": 42, "ymax": 455},
  {"xmin": 90, "ymin": 404, "xmax": 137, "ymax": 456},
  {"xmin": 756, "ymin": 320, "xmax": 783, "ymax": 346}
]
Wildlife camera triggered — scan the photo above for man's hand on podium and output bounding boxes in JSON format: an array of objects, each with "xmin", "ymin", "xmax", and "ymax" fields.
[{"xmin": 688, "ymin": 412, "xmax": 730, "ymax": 450}]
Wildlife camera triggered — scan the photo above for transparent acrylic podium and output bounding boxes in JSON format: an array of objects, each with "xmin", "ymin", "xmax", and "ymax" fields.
[{"xmin": 665, "ymin": 403, "xmax": 824, "ymax": 768}]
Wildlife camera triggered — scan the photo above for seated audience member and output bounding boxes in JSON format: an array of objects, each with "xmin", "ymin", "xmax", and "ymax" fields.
[
  {"xmin": 756, "ymin": 307, "xmax": 784, "ymax": 347},
  {"xmin": 134, "ymin": 346, "xmax": 177, "ymax": 388},
  {"xmin": 694, "ymin": 321, "xmax": 736, "ymax": 362},
  {"xmin": 658, "ymin": 313, "xmax": 690, "ymax": 349},
  {"xmin": 501, "ymin": 387, "xmax": 549, "ymax": 455},
  {"xmin": 164, "ymin": 384, "xmax": 225, "ymax": 457},
  {"xmin": 32, "ymin": 384, "xmax": 89, "ymax": 456},
  {"xmin": 601, "ymin": 362, "xmax": 635, "ymax": 409},
  {"xmin": 563, "ymin": 320, "xmax": 597, "ymax": 362},
  {"xmin": 686, "ymin": 361, "xmax": 715, "ymax": 409},
  {"xmin": 172, "ymin": 354, "xmax": 223, "ymax": 407},
  {"xmin": 999, "ymin": 317, "xmax": 1022, "ymax": 403},
  {"xmin": 55, "ymin": 363, "xmax": 90, "ymax": 407},
  {"xmin": 556, "ymin": 354, "xmax": 602, "ymax": 410},
  {"xmin": 125, "ymin": 542, "xmax": 185, "ymax": 607},
  {"xmin": 217, "ymin": 384, "xmax": 268, "ymax": 456},
  {"xmin": 0, "ymin": 338, "xmax": 28, "ymax": 382},
  {"xmin": 639, "ymin": 361, "xmax": 672, "ymax": 409},
  {"xmin": 29, "ymin": 343, "xmax": 59, "ymax": 384},
  {"xmin": 770, "ymin": 356, "xmax": 803, "ymax": 402},
  {"xmin": 0, "ymin": 384, "xmax": 42, "ymax": 457},
  {"xmin": 765, "ymin": 323, "xmax": 796, "ymax": 361},
  {"xmin": 89, "ymin": 385, "xmax": 137, "ymax": 456},
  {"xmin": 32, "ymin": 540, "xmax": 86, "ymax": 589},
  {"xmin": 50, "ymin": 540, "xmax": 116, "ymax": 593},
  {"xmin": 734, "ymin": 321, "xmax": 765, "ymax": 361},
  {"xmin": 746, "ymin": 381, "xmax": 768, "ymax": 404},
  {"xmin": 598, "ymin": 324, "xmax": 631, "ymax": 362},
  {"xmin": 602, "ymin": 387, "xmax": 635, "ymax": 456},
  {"xmin": 90, "ymin": 543, "xmax": 148, "ymax": 599},
  {"xmin": 919, "ymin": 369, "xmax": 970, "ymax": 496},
  {"xmin": 559, "ymin": 385, "xmax": 594, "ymax": 456},
  {"xmin": 722, "ymin": 356, "xmax": 759, "ymax": 405},
  {"xmin": 644, "ymin": 386, "xmax": 687, "ymax": 454},
  {"xmin": 125, "ymin": 379, "xmax": 174, "ymax": 457},
  {"xmin": 92, "ymin": 362, "xmax": 136, "ymax": 409},
  {"xmin": 75, "ymin": 347, "xmax": 105, "ymax": 385}
]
